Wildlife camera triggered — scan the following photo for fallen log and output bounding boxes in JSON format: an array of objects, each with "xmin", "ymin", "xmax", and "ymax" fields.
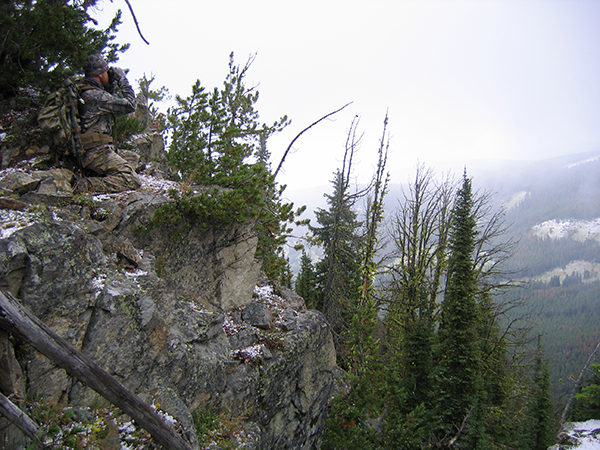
[{"xmin": 0, "ymin": 290, "xmax": 194, "ymax": 450}]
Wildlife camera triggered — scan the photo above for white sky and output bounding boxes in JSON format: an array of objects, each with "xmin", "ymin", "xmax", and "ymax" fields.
[{"xmin": 93, "ymin": 0, "xmax": 600, "ymax": 189}]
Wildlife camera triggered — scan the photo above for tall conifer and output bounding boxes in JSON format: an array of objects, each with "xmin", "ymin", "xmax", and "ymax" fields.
[
  {"xmin": 435, "ymin": 171, "xmax": 483, "ymax": 445},
  {"xmin": 526, "ymin": 337, "xmax": 554, "ymax": 450}
]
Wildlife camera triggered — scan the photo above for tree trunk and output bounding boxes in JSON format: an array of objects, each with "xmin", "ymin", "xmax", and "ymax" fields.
[{"xmin": 0, "ymin": 290, "xmax": 195, "ymax": 450}]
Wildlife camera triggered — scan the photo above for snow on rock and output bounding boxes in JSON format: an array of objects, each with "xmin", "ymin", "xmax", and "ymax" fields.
[
  {"xmin": 550, "ymin": 420, "xmax": 600, "ymax": 449},
  {"xmin": 532, "ymin": 219, "xmax": 600, "ymax": 243},
  {"xmin": 139, "ymin": 174, "xmax": 182, "ymax": 195},
  {"xmin": 0, "ymin": 209, "xmax": 40, "ymax": 238}
]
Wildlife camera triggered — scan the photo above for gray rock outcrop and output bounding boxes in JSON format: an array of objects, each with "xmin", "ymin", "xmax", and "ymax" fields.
[{"xmin": 0, "ymin": 140, "xmax": 336, "ymax": 449}]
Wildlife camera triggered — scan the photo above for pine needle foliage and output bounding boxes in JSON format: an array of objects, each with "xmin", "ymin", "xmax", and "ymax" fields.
[
  {"xmin": 156, "ymin": 53, "xmax": 300, "ymax": 282},
  {"xmin": 0, "ymin": 0, "xmax": 127, "ymax": 99}
]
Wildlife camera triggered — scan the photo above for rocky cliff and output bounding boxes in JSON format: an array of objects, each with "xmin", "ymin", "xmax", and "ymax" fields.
[{"xmin": 0, "ymin": 127, "xmax": 337, "ymax": 449}]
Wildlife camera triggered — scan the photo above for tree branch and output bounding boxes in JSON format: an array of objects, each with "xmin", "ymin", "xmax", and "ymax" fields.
[
  {"xmin": 560, "ymin": 338, "xmax": 600, "ymax": 428},
  {"xmin": 273, "ymin": 102, "xmax": 352, "ymax": 180},
  {"xmin": 124, "ymin": 0, "xmax": 150, "ymax": 45}
]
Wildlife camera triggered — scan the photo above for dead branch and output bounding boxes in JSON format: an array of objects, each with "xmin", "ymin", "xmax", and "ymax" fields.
[
  {"xmin": 124, "ymin": 0, "xmax": 150, "ymax": 45},
  {"xmin": 0, "ymin": 290, "xmax": 193, "ymax": 450},
  {"xmin": 560, "ymin": 337, "xmax": 600, "ymax": 428},
  {"xmin": 448, "ymin": 406, "xmax": 474, "ymax": 448},
  {"xmin": 0, "ymin": 393, "xmax": 41, "ymax": 445},
  {"xmin": 273, "ymin": 102, "xmax": 352, "ymax": 180}
]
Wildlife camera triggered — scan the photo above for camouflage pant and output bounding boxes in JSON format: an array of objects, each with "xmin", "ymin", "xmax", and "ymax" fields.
[{"xmin": 80, "ymin": 144, "xmax": 140, "ymax": 193}]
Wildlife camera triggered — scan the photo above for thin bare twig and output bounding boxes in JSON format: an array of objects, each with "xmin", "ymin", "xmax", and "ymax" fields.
[
  {"xmin": 273, "ymin": 102, "xmax": 352, "ymax": 180},
  {"xmin": 124, "ymin": 0, "xmax": 150, "ymax": 45}
]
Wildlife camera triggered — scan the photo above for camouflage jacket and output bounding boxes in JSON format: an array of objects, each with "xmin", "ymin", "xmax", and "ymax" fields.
[{"xmin": 78, "ymin": 77, "xmax": 136, "ymax": 136}]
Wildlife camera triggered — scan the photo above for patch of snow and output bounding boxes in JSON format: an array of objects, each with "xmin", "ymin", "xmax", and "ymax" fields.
[
  {"xmin": 119, "ymin": 420, "xmax": 136, "ymax": 436},
  {"xmin": 532, "ymin": 218, "xmax": 600, "ymax": 242},
  {"xmin": 554, "ymin": 420, "xmax": 600, "ymax": 449},
  {"xmin": 223, "ymin": 313, "xmax": 247, "ymax": 336},
  {"xmin": 254, "ymin": 285, "xmax": 273, "ymax": 298},
  {"xmin": 139, "ymin": 174, "xmax": 181, "ymax": 195},
  {"xmin": 92, "ymin": 274, "xmax": 106, "ymax": 299},
  {"xmin": 504, "ymin": 191, "xmax": 529, "ymax": 210},
  {"xmin": 123, "ymin": 269, "xmax": 148, "ymax": 278},
  {"xmin": 232, "ymin": 344, "xmax": 264, "ymax": 362},
  {"xmin": 151, "ymin": 403, "xmax": 177, "ymax": 426},
  {"xmin": 567, "ymin": 154, "xmax": 600, "ymax": 169},
  {"xmin": 91, "ymin": 193, "xmax": 112, "ymax": 202},
  {"xmin": 0, "ymin": 167, "xmax": 27, "ymax": 177},
  {"xmin": 0, "ymin": 209, "xmax": 39, "ymax": 238},
  {"xmin": 532, "ymin": 260, "xmax": 600, "ymax": 284}
]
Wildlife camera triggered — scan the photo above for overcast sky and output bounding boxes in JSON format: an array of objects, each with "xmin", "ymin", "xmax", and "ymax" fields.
[{"xmin": 93, "ymin": 0, "xmax": 600, "ymax": 190}]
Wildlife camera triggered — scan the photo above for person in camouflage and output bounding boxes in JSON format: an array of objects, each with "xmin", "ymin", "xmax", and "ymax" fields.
[{"xmin": 73, "ymin": 54, "xmax": 140, "ymax": 193}]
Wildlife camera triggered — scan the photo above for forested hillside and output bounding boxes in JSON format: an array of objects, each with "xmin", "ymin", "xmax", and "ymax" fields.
[{"xmin": 484, "ymin": 153, "xmax": 600, "ymax": 401}]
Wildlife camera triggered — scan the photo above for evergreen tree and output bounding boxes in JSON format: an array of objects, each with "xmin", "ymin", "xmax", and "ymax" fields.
[
  {"xmin": 322, "ymin": 115, "xmax": 389, "ymax": 450},
  {"xmin": 573, "ymin": 363, "xmax": 600, "ymax": 420},
  {"xmin": 311, "ymin": 126, "xmax": 363, "ymax": 355},
  {"xmin": 156, "ymin": 53, "xmax": 301, "ymax": 283},
  {"xmin": 435, "ymin": 171, "xmax": 483, "ymax": 446},
  {"xmin": 295, "ymin": 249, "xmax": 318, "ymax": 309},
  {"xmin": 0, "ymin": 0, "xmax": 127, "ymax": 98},
  {"xmin": 526, "ymin": 337, "xmax": 554, "ymax": 450}
]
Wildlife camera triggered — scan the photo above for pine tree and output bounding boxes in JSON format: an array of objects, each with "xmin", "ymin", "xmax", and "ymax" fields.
[
  {"xmin": 157, "ymin": 53, "xmax": 300, "ymax": 283},
  {"xmin": 435, "ymin": 171, "xmax": 483, "ymax": 446},
  {"xmin": 311, "ymin": 121, "xmax": 364, "ymax": 355},
  {"xmin": 573, "ymin": 363, "xmax": 600, "ymax": 420},
  {"xmin": 312, "ymin": 168, "xmax": 362, "ymax": 353},
  {"xmin": 524, "ymin": 337, "xmax": 554, "ymax": 450},
  {"xmin": 322, "ymin": 115, "xmax": 389, "ymax": 450},
  {"xmin": 0, "ymin": 0, "xmax": 127, "ymax": 98},
  {"xmin": 295, "ymin": 249, "xmax": 318, "ymax": 309}
]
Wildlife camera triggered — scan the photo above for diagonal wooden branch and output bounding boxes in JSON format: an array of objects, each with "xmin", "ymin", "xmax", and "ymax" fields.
[
  {"xmin": 0, "ymin": 393, "xmax": 41, "ymax": 445},
  {"xmin": 273, "ymin": 102, "xmax": 352, "ymax": 180},
  {"xmin": 559, "ymin": 338, "xmax": 600, "ymax": 428},
  {"xmin": 448, "ymin": 406, "xmax": 474, "ymax": 448},
  {"xmin": 0, "ymin": 290, "xmax": 193, "ymax": 450}
]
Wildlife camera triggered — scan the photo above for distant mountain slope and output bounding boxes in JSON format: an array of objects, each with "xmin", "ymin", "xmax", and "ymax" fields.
[{"xmin": 466, "ymin": 151, "xmax": 600, "ymax": 400}]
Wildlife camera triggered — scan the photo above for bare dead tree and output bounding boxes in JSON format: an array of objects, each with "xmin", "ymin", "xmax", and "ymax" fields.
[{"xmin": 386, "ymin": 164, "xmax": 455, "ymax": 325}]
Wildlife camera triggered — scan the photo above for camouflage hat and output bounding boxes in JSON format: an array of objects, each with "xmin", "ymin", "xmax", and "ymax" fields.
[{"xmin": 84, "ymin": 54, "xmax": 109, "ymax": 77}]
